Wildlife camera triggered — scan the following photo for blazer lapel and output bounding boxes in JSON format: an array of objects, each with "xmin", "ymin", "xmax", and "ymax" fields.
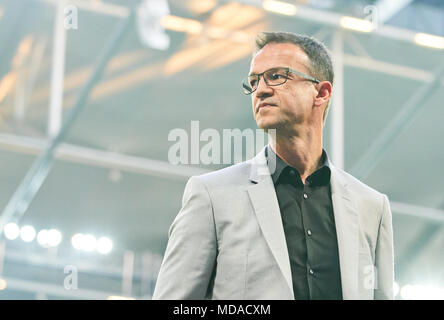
[
  {"xmin": 329, "ymin": 162, "xmax": 359, "ymax": 299},
  {"xmin": 247, "ymin": 148, "xmax": 294, "ymax": 298}
]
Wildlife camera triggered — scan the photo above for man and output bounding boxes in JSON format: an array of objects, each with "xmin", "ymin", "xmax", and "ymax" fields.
[{"xmin": 153, "ymin": 31, "xmax": 394, "ymax": 300}]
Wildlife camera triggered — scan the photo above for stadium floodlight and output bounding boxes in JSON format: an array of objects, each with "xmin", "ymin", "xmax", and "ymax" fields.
[
  {"xmin": 71, "ymin": 233, "xmax": 84, "ymax": 250},
  {"xmin": 414, "ymin": 33, "xmax": 444, "ymax": 50},
  {"xmin": 0, "ymin": 279, "xmax": 6, "ymax": 290},
  {"xmin": 401, "ymin": 284, "xmax": 444, "ymax": 300},
  {"xmin": 4, "ymin": 223, "xmax": 20, "ymax": 240},
  {"xmin": 340, "ymin": 16, "xmax": 375, "ymax": 33},
  {"xmin": 37, "ymin": 229, "xmax": 50, "ymax": 247},
  {"xmin": 393, "ymin": 281, "xmax": 400, "ymax": 297},
  {"xmin": 82, "ymin": 234, "xmax": 97, "ymax": 252},
  {"xmin": 107, "ymin": 295, "xmax": 135, "ymax": 300},
  {"xmin": 262, "ymin": 0, "xmax": 297, "ymax": 16},
  {"xmin": 20, "ymin": 225, "xmax": 36, "ymax": 242},
  {"xmin": 160, "ymin": 15, "xmax": 203, "ymax": 35},
  {"xmin": 96, "ymin": 236, "xmax": 113, "ymax": 255},
  {"xmin": 47, "ymin": 229, "xmax": 62, "ymax": 247}
]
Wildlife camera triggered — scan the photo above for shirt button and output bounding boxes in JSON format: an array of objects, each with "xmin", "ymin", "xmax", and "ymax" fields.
[
  {"xmin": 289, "ymin": 170, "xmax": 295, "ymax": 176},
  {"xmin": 307, "ymin": 230, "xmax": 312, "ymax": 236},
  {"xmin": 303, "ymin": 193, "xmax": 308, "ymax": 199},
  {"xmin": 309, "ymin": 269, "xmax": 314, "ymax": 275}
]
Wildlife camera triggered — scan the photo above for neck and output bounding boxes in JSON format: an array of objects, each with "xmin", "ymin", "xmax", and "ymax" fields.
[{"xmin": 269, "ymin": 127, "xmax": 323, "ymax": 184}]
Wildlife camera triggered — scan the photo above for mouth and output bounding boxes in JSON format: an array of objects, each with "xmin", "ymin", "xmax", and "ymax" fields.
[{"xmin": 257, "ymin": 103, "xmax": 276, "ymax": 113}]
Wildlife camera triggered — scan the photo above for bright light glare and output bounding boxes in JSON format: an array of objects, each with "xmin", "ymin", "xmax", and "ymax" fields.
[
  {"xmin": 262, "ymin": 0, "xmax": 297, "ymax": 16},
  {"xmin": 188, "ymin": 0, "xmax": 217, "ymax": 15},
  {"xmin": 401, "ymin": 284, "xmax": 444, "ymax": 300},
  {"xmin": 71, "ymin": 233, "xmax": 97, "ymax": 252},
  {"xmin": 393, "ymin": 282, "xmax": 399, "ymax": 297},
  {"xmin": 47, "ymin": 229, "xmax": 62, "ymax": 247},
  {"xmin": 71, "ymin": 233, "xmax": 84, "ymax": 250},
  {"xmin": 4, "ymin": 223, "xmax": 19, "ymax": 240},
  {"xmin": 0, "ymin": 278, "xmax": 6, "ymax": 290},
  {"xmin": 160, "ymin": 15, "xmax": 203, "ymax": 34},
  {"xmin": 107, "ymin": 295, "xmax": 136, "ymax": 300},
  {"xmin": 339, "ymin": 16, "xmax": 375, "ymax": 33},
  {"xmin": 37, "ymin": 229, "xmax": 50, "ymax": 247},
  {"xmin": 72, "ymin": 233, "xmax": 112, "ymax": 253},
  {"xmin": 82, "ymin": 234, "xmax": 97, "ymax": 252},
  {"xmin": 414, "ymin": 33, "xmax": 444, "ymax": 50},
  {"xmin": 20, "ymin": 225, "xmax": 36, "ymax": 242},
  {"xmin": 96, "ymin": 237, "xmax": 113, "ymax": 255}
]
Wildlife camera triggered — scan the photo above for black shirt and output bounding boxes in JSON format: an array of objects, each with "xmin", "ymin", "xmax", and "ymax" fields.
[{"xmin": 267, "ymin": 146, "xmax": 343, "ymax": 300}]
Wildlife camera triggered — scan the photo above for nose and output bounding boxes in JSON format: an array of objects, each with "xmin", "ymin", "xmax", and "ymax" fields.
[{"xmin": 255, "ymin": 74, "xmax": 273, "ymax": 98}]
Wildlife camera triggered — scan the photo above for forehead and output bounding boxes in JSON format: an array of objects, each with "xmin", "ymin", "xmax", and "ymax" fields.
[{"xmin": 250, "ymin": 42, "xmax": 311, "ymax": 74}]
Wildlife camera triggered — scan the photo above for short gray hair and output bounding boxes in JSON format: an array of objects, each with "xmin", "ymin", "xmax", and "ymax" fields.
[{"xmin": 254, "ymin": 31, "xmax": 334, "ymax": 125}]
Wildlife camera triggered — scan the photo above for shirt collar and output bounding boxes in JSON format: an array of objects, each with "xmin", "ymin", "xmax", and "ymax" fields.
[{"xmin": 266, "ymin": 145, "xmax": 331, "ymax": 186}]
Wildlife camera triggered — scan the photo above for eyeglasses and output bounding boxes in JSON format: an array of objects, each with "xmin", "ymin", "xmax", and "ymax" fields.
[{"xmin": 242, "ymin": 67, "xmax": 320, "ymax": 95}]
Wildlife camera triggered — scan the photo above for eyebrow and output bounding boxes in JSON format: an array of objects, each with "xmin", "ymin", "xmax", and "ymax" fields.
[{"xmin": 248, "ymin": 67, "xmax": 287, "ymax": 76}]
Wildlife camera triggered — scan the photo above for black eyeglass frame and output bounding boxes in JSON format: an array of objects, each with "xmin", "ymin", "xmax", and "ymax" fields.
[{"xmin": 242, "ymin": 67, "xmax": 321, "ymax": 95}]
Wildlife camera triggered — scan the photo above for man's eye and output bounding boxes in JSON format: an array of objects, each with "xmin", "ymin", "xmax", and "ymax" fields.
[
  {"xmin": 271, "ymin": 73, "xmax": 286, "ymax": 80},
  {"xmin": 249, "ymin": 79, "xmax": 258, "ymax": 87}
]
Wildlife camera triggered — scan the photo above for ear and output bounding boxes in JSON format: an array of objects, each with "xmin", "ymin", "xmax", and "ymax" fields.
[{"xmin": 314, "ymin": 81, "xmax": 332, "ymax": 107}]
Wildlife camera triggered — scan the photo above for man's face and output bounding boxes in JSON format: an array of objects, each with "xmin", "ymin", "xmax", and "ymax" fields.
[{"xmin": 249, "ymin": 42, "xmax": 319, "ymax": 133}]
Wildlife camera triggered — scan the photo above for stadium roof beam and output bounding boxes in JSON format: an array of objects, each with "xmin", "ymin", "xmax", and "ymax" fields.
[
  {"xmin": 0, "ymin": 2, "xmax": 30, "ymax": 80},
  {"xmin": 350, "ymin": 58, "xmax": 444, "ymax": 180},
  {"xmin": 0, "ymin": 133, "xmax": 209, "ymax": 180},
  {"xmin": 1, "ymin": 133, "xmax": 444, "ymax": 223},
  {"xmin": 39, "ymin": 0, "xmax": 444, "ymax": 49},
  {"xmin": 373, "ymin": 0, "xmax": 414, "ymax": 25},
  {"xmin": 235, "ymin": 0, "xmax": 443, "ymax": 48},
  {"xmin": 394, "ymin": 223, "xmax": 442, "ymax": 283},
  {"xmin": 0, "ymin": 9, "xmax": 135, "ymax": 236},
  {"xmin": 40, "ymin": 0, "xmax": 129, "ymax": 18},
  {"xmin": 390, "ymin": 201, "xmax": 444, "ymax": 223}
]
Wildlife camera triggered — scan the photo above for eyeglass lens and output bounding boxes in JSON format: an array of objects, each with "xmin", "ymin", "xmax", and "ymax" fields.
[{"xmin": 243, "ymin": 68, "xmax": 289, "ymax": 94}]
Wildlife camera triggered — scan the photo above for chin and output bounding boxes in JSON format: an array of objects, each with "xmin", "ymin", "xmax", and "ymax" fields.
[{"xmin": 256, "ymin": 120, "xmax": 279, "ymax": 132}]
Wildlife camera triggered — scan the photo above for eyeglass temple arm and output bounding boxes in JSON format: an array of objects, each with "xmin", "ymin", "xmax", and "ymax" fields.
[{"xmin": 288, "ymin": 68, "xmax": 321, "ymax": 83}]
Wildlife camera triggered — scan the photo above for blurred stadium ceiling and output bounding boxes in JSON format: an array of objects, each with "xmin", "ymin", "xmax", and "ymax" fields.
[{"xmin": 0, "ymin": 0, "xmax": 443, "ymax": 299}]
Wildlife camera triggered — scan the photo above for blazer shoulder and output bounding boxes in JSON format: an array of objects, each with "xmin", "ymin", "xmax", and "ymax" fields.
[
  {"xmin": 193, "ymin": 159, "xmax": 253, "ymax": 188},
  {"xmin": 334, "ymin": 166, "xmax": 386, "ymax": 200},
  {"xmin": 333, "ymin": 167, "xmax": 390, "ymax": 229}
]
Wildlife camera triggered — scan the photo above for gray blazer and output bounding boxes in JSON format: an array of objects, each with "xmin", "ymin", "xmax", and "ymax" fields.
[{"xmin": 152, "ymin": 147, "xmax": 394, "ymax": 300}]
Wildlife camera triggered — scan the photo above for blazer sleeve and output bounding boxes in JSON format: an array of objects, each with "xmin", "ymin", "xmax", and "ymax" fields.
[
  {"xmin": 152, "ymin": 176, "xmax": 217, "ymax": 299},
  {"xmin": 374, "ymin": 194, "xmax": 395, "ymax": 300}
]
